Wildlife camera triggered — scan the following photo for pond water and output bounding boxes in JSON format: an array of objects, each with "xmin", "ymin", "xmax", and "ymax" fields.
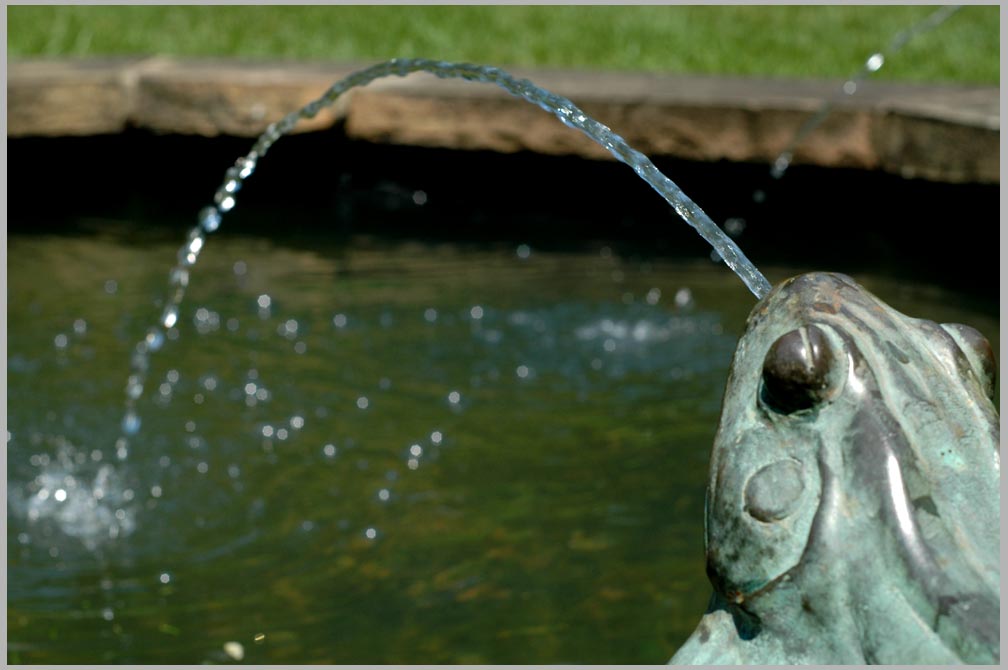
[{"xmin": 6, "ymin": 215, "xmax": 998, "ymax": 663}]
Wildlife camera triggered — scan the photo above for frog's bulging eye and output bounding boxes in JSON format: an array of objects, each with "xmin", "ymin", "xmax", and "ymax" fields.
[
  {"xmin": 762, "ymin": 324, "xmax": 834, "ymax": 413},
  {"xmin": 941, "ymin": 323, "xmax": 997, "ymax": 403}
]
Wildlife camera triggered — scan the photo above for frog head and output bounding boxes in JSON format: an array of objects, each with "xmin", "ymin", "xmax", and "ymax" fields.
[{"xmin": 671, "ymin": 272, "xmax": 999, "ymax": 664}]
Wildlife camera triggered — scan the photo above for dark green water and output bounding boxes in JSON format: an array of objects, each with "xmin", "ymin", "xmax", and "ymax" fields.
[{"xmin": 6, "ymin": 225, "xmax": 998, "ymax": 663}]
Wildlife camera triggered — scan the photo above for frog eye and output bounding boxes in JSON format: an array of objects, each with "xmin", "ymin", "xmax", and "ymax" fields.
[
  {"xmin": 761, "ymin": 324, "xmax": 835, "ymax": 413},
  {"xmin": 941, "ymin": 323, "xmax": 997, "ymax": 403}
]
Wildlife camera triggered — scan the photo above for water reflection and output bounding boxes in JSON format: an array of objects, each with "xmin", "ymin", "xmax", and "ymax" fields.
[{"xmin": 7, "ymin": 229, "xmax": 997, "ymax": 663}]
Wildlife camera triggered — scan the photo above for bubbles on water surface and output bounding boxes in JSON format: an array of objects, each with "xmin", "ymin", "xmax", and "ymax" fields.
[{"xmin": 8, "ymin": 435, "xmax": 139, "ymax": 551}]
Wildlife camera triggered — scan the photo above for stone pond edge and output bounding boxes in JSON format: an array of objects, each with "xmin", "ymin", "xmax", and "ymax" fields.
[{"xmin": 8, "ymin": 57, "xmax": 1000, "ymax": 184}]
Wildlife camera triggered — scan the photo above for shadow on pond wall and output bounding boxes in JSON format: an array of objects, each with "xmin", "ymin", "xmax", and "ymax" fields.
[{"xmin": 8, "ymin": 128, "xmax": 998, "ymax": 307}]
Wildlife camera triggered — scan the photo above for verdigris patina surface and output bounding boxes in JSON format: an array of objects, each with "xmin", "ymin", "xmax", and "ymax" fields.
[{"xmin": 671, "ymin": 272, "xmax": 999, "ymax": 665}]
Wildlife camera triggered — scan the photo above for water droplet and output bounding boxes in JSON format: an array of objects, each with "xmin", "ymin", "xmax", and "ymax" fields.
[
  {"xmin": 771, "ymin": 153, "xmax": 791, "ymax": 179},
  {"xmin": 237, "ymin": 157, "xmax": 256, "ymax": 180},
  {"xmin": 674, "ymin": 287, "xmax": 694, "ymax": 308},
  {"xmin": 469, "ymin": 305, "xmax": 484, "ymax": 320},
  {"xmin": 187, "ymin": 234, "xmax": 204, "ymax": 257},
  {"xmin": 122, "ymin": 412, "xmax": 140, "ymax": 435},
  {"xmin": 377, "ymin": 488, "xmax": 391, "ymax": 502},
  {"xmin": 257, "ymin": 294, "xmax": 271, "ymax": 309},
  {"xmin": 724, "ymin": 218, "xmax": 746, "ymax": 237},
  {"xmin": 126, "ymin": 379, "xmax": 144, "ymax": 400},
  {"xmin": 431, "ymin": 431, "xmax": 443, "ymax": 445},
  {"xmin": 323, "ymin": 444, "xmax": 337, "ymax": 458},
  {"xmin": 424, "ymin": 308, "xmax": 438, "ymax": 323},
  {"xmin": 104, "ymin": 279, "xmax": 119, "ymax": 294},
  {"xmin": 412, "ymin": 190, "xmax": 428, "ymax": 205},
  {"xmin": 516, "ymin": 365, "xmax": 530, "ymax": 379},
  {"xmin": 333, "ymin": 313, "xmax": 348, "ymax": 328},
  {"xmin": 516, "ymin": 244, "xmax": 531, "ymax": 259},
  {"xmin": 151, "ymin": 485, "xmax": 162, "ymax": 498},
  {"xmin": 102, "ymin": 607, "xmax": 114, "ymax": 621},
  {"xmin": 73, "ymin": 318, "xmax": 87, "ymax": 335},
  {"xmin": 843, "ymin": 80, "xmax": 857, "ymax": 95},
  {"xmin": 223, "ymin": 641, "xmax": 245, "ymax": 661},
  {"xmin": 290, "ymin": 415, "xmax": 305, "ymax": 430},
  {"xmin": 448, "ymin": 390, "xmax": 461, "ymax": 405},
  {"xmin": 159, "ymin": 572, "xmax": 171, "ymax": 584},
  {"xmin": 356, "ymin": 396, "xmax": 369, "ymax": 410},
  {"xmin": 161, "ymin": 305, "xmax": 179, "ymax": 329},
  {"xmin": 215, "ymin": 191, "xmax": 236, "ymax": 212},
  {"xmin": 364, "ymin": 527, "xmax": 378, "ymax": 540},
  {"xmin": 170, "ymin": 267, "xmax": 189, "ymax": 287},
  {"xmin": 866, "ymin": 52, "xmax": 884, "ymax": 72},
  {"xmin": 409, "ymin": 444, "xmax": 423, "ymax": 457},
  {"xmin": 138, "ymin": 335, "xmax": 159, "ymax": 359},
  {"xmin": 197, "ymin": 461, "xmax": 209, "ymax": 474},
  {"xmin": 198, "ymin": 206, "xmax": 222, "ymax": 233},
  {"xmin": 54, "ymin": 333, "xmax": 68, "ymax": 349},
  {"xmin": 178, "ymin": 248, "xmax": 197, "ymax": 267}
]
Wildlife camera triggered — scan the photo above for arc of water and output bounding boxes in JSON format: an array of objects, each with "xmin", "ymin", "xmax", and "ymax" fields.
[
  {"xmin": 117, "ymin": 57, "xmax": 772, "ymax": 454},
  {"xmin": 218, "ymin": 59, "xmax": 770, "ymax": 298},
  {"xmin": 771, "ymin": 4, "xmax": 962, "ymax": 178}
]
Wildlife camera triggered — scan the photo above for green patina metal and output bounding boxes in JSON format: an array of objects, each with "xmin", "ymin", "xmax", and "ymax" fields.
[{"xmin": 671, "ymin": 272, "xmax": 1000, "ymax": 665}]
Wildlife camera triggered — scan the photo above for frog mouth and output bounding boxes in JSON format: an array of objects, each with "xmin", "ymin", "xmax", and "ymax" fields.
[{"xmin": 668, "ymin": 592, "xmax": 771, "ymax": 665}]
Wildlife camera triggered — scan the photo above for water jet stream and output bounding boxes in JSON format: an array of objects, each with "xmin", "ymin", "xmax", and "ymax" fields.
[
  {"xmin": 770, "ymin": 4, "xmax": 962, "ymax": 179},
  {"xmin": 117, "ymin": 58, "xmax": 774, "ymax": 457}
]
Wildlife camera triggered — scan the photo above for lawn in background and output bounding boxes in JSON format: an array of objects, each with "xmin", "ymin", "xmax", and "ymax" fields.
[{"xmin": 7, "ymin": 5, "xmax": 998, "ymax": 84}]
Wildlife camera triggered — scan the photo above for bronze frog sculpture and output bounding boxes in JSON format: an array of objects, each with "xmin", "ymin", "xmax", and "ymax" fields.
[{"xmin": 671, "ymin": 272, "xmax": 999, "ymax": 664}]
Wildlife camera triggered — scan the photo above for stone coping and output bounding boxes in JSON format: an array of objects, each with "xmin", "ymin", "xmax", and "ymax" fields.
[{"xmin": 8, "ymin": 57, "xmax": 999, "ymax": 184}]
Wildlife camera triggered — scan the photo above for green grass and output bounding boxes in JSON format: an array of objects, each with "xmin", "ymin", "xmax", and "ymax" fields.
[{"xmin": 7, "ymin": 5, "xmax": 998, "ymax": 84}]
